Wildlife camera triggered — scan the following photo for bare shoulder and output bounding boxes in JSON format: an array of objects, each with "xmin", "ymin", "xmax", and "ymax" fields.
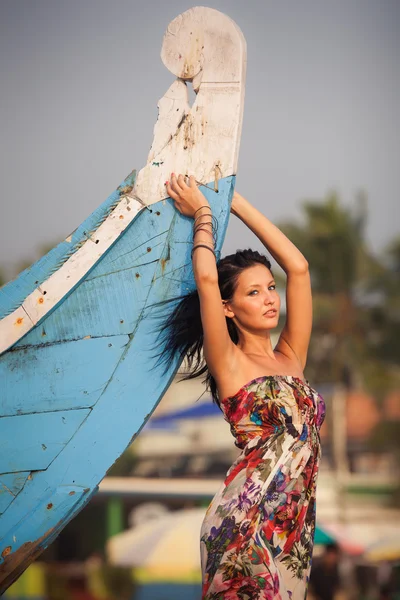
[
  {"xmin": 273, "ymin": 349, "xmax": 305, "ymax": 378},
  {"xmin": 214, "ymin": 348, "xmax": 305, "ymax": 401}
]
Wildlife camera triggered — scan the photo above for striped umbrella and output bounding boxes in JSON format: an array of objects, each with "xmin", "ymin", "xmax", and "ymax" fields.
[{"xmin": 365, "ymin": 537, "xmax": 400, "ymax": 563}]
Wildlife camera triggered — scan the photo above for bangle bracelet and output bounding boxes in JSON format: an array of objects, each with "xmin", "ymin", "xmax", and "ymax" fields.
[
  {"xmin": 194, "ymin": 205, "xmax": 211, "ymax": 217},
  {"xmin": 194, "ymin": 220, "xmax": 213, "ymax": 230},
  {"xmin": 194, "ymin": 213, "xmax": 213, "ymax": 223},
  {"xmin": 191, "ymin": 244, "xmax": 216, "ymax": 259},
  {"xmin": 194, "ymin": 215, "xmax": 218, "ymax": 230},
  {"xmin": 193, "ymin": 227, "xmax": 215, "ymax": 238}
]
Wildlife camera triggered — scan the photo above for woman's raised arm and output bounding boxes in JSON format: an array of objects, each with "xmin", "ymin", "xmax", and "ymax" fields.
[
  {"xmin": 231, "ymin": 191, "xmax": 312, "ymax": 369},
  {"xmin": 166, "ymin": 174, "xmax": 238, "ymax": 379}
]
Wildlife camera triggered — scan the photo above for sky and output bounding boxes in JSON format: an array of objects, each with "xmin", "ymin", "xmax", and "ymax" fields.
[{"xmin": 0, "ymin": 0, "xmax": 399, "ymax": 278}]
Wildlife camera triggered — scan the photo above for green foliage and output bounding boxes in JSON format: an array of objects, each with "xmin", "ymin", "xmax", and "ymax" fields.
[
  {"xmin": 368, "ymin": 420, "xmax": 400, "ymax": 505},
  {"xmin": 277, "ymin": 190, "xmax": 400, "ymax": 397}
]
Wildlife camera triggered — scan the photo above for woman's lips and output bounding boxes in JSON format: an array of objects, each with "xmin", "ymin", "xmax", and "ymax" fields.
[{"xmin": 264, "ymin": 310, "xmax": 277, "ymax": 317}]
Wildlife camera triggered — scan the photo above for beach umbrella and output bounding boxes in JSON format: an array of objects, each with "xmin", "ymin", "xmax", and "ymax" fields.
[
  {"xmin": 364, "ymin": 537, "xmax": 400, "ymax": 563},
  {"xmin": 107, "ymin": 506, "xmax": 341, "ymax": 580},
  {"xmin": 314, "ymin": 526, "xmax": 335, "ymax": 545},
  {"xmin": 316, "ymin": 522, "xmax": 365, "ymax": 555},
  {"xmin": 106, "ymin": 508, "xmax": 204, "ymax": 581}
]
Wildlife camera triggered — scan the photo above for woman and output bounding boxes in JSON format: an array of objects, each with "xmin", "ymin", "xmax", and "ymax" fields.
[{"xmin": 163, "ymin": 174, "xmax": 326, "ymax": 600}]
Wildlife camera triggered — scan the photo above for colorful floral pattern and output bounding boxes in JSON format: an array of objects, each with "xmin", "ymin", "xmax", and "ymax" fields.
[{"xmin": 200, "ymin": 375, "xmax": 326, "ymax": 600}]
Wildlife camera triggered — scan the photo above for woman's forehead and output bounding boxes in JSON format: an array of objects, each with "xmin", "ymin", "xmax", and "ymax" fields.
[{"xmin": 237, "ymin": 265, "xmax": 273, "ymax": 285}]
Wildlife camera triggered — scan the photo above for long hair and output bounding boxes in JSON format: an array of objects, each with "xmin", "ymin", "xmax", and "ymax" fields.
[{"xmin": 157, "ymin": 248, "xmax": 272, "ymax": 407}]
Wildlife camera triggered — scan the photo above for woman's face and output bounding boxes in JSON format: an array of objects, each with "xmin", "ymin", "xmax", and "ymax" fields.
[{"xmin": 224, "ymin": 264, "xmax": 280, "ymax": 332}]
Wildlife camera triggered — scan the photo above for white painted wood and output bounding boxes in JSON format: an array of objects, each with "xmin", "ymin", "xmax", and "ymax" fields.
[
  {"xmin": 135, "ymin": 6, "xmax": 246, "ymax": 204},
  {"xmin": 0, "ymin": 196, "xmax": 144, "ymax": 354},
  {"xmin": 0, "ymin": 6, "xmax": 246, "ymax": 353}
]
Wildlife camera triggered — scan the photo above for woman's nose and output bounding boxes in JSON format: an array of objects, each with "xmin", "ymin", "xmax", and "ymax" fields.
[{"xmin": 264, "ymin": 292, "xmax": 274, "ymax": 305}]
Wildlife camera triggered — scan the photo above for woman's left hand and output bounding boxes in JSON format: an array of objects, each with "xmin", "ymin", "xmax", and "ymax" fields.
[{"xmin": 165, "ymin": 174, "xmax": 210, "ymax": 218}]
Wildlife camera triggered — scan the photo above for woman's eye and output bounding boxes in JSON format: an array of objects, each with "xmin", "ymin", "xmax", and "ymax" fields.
[
  {"xmin": 249, "ymin": 290, "xmax": 258, "ymax": 295},
  {"xmin": 269, "ymin": 285, "xmax": 276, "ymax": 290}
]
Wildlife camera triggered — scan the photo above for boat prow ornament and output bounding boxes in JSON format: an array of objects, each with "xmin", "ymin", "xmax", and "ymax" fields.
[{"xmin": 0, "ymin": 7, "xmax": 246, "ymax": 591}]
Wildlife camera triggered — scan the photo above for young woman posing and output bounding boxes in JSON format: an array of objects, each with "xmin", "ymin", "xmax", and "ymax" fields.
[{"xmin": 163, "ymin": 174, "xmax": 326, "ymax": 600}]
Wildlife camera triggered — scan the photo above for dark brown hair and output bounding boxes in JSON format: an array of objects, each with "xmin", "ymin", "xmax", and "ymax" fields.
[{"xmin": 157, "ymin": 248, "xmax": 272, "ymax": 407}]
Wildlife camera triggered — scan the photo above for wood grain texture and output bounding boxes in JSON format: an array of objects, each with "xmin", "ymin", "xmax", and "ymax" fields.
[
  {"xmin": 135, "ymin": 6, "xmax": 246, "ymax": 203},
  {"xmin": 0, "ymin": 6, "xmax": 246, "ymax": 591}
]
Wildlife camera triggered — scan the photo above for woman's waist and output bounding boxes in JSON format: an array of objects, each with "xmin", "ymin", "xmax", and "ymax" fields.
[{"xmin": 231, "ymin": 421, "xmax": 320, "ymax": 449}]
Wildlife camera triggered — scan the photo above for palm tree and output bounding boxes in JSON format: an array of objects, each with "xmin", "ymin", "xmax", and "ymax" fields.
[{"xmin": 277, "ymin": 191, "xmax": 399, "ymax": 398}]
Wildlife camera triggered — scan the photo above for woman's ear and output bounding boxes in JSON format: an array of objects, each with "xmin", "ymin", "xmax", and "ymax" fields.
[{"xmin": 222, "ymin": 300, "xmax": 235, "ymax": 319}]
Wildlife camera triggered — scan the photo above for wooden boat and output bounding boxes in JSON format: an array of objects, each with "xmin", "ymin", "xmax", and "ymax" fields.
[{"xmin": 0, "ymin": 6, "xmax": 246, "ymax": 592}]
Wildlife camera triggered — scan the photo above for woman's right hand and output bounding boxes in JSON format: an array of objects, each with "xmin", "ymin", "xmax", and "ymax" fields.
[{"xmin": 165, "ymin": 174, "xmax": 210, "ymax": 218}]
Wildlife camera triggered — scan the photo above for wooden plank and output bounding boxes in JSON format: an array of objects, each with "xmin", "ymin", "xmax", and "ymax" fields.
[
  {"xmin": 0, "ymin": 5, "xmax": 246, "ymax": 590},
  {"xmin": 135, "ymin": 6, "xmax": 246, "ymax": 203},
  {"xmin": 1, "ymin": 336, "xmax": 129, "ymax": 416},
  {"xmin": 0, "ymin": 473, "xmax": 30, "ymax": 514},
  {"xmin": 0, "ymin": 409, "xmax": 90, "ymax": 472},
  {"xmin": 0, "ymin": 177, "xmax": 233, "ymax": 569},
  {"xmin": 12, "ymin": 209, "xmax": 173, "ymax": 347},
  {"xmin": 0, "ymin": 177, "xmax": 144, "ymax": 354},
  {"xmin": 0, "ymin": 484, "xmax": 97, "ymax": 593},
  {"xmin": 0, "ymin": 171, "xmax": 136, "ymax": 321}
]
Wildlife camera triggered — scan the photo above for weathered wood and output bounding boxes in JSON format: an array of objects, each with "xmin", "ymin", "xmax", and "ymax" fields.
[
  {"xmin": 1, "ymin": 336, "xmax": 129, "ymax": 416},
  {"xmin": 0, "ymin": 473, "xmax": 30, "ymax": 514},
  {"xmin": 0, "ymin": 6, "xmax": 246, "ymax": 592},
  {"xmin": 0, "ymin": 174, "xmax": 143, "ymax": 354},
  {"xmin": 0, "ymin": 409, "xmax": 91, "ymax": 472},
  {"xmin": 135, "ymin": 6, "xmax": 246, "ymax": 203}
]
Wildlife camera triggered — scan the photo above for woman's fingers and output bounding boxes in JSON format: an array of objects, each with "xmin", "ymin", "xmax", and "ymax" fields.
[
  {"xmin": 166, "ymin": 181, "xmax": 180, "ymax": 202},
  {"xmin": 166, "ymin": 173, "xmax": 197, "ymax": 214},
  {"xmin": 177, "ymin": 174, "xmax": 188, "ymax": 189},
  {"xmin": 170, "ymin": 173, "xmax": 184, "ymax": 192}
]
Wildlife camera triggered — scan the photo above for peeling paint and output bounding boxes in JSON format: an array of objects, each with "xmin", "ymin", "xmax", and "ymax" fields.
[
  {"xmin": 0, "ymin": 527, "xmax": 54, "ymax": 593},
  {"xmin": 160, "ymin": 243, "xmax": 171, "ymax": 275},
  {"xmin": 1, "ymin": 546, "xmax": 11, "ymax": 558}
]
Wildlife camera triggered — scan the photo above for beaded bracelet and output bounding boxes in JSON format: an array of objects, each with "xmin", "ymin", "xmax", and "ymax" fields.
[{"xmin": 191, "ymin": 243, "xmax": 216, "ymax": 259}]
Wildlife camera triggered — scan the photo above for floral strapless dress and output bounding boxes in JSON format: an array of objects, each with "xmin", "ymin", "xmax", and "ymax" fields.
[{"xmin": 200, "ymin": 375, "xmax": 326, "ymax": 600}]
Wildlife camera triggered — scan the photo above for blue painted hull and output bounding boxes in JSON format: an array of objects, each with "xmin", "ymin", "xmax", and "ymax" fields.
[{"xmin": 0, "ymin": 171, "xmax": 234, "ymax": 591}]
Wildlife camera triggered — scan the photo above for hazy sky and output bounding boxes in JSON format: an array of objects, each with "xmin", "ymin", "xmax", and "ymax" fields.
[{"xmin": 1, "ymin": 0, "xmax": 399, "ymax": 277}]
